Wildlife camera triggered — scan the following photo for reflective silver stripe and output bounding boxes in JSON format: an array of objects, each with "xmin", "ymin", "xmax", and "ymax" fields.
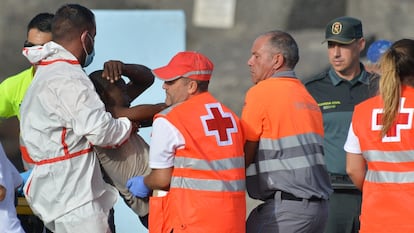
[
  {"xmin": 259, "ymin": 133, "xmax": 323, "ymax": 151},
  {"xmin": 171, "ymin": 176, "xmax": 245, "ymax": 192},
  {"xmin": 246, "ymin": 152, "xmax": 325, "ymax": 176},
  {"xmin": 247, "ymin": 133, "xmax": 324, "ymax": 176},
  {"xmin": 364, "ymin": 150, "xmax": 414, "ymax": 163},
  {"xmin": 246, "ymin": 133, "xmax": 331, "ymax": 200},
  {"xmin": 174, "ymin": 156, "xmax": 244, "ymax": 170},
  {"xmin": 364, "ymin": 150, "xmax": 414, "ymax": 183},
  {"xmin": 366, "ymin": 170, "xmax": 414, "ymax": 183},
  {"xmin": 246, "ymin": 164, "xmax": 257, "ymax": 176},
  {"xmin": 183, "ymin": 70, "xmax": 212, "ymax": 78},
  {"xmin": 158, "ymin": 103, "xmax": 181, "ymax": 115},
  {"xmin": 247, "ymin": 153, "xmax": 325, "ymax": 176},
  {"xmin": 161, "ymin": 70, "xmax": 213, "ymax": 81}
]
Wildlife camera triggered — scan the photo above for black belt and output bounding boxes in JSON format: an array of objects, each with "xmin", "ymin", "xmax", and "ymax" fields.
[{"xmin": 279, "ymin": 191, "xmax": 322, "ymax": 202}]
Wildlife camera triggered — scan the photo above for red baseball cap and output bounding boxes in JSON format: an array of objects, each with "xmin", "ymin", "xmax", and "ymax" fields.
[{"xmin": 153, "ymin": 51, "xmax": 214, "ymax": 81}]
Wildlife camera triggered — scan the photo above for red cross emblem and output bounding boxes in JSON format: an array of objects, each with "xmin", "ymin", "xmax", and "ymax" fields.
[
  {"xmin": 372, "ymin": 97, "xmax": 413, "ymax": 142},
  {"xmin": 201, "ymin": 103, "xmax": 238, "ymax": 146}
]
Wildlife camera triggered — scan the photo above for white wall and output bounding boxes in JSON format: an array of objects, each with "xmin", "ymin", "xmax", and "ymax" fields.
[{"xmin": 86, "ymin": 9, "xmax": 186, "ymax": 233}]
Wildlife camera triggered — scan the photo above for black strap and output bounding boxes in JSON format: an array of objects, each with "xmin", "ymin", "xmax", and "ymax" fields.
[{"xmin": 279, "ymin": 191, "xmax": 322, "ymax": 202}]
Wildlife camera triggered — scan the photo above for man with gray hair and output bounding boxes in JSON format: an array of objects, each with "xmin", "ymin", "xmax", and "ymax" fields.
[{"xmin": 242, "ymin": 30, "xmax": 332, "ymax": 233}]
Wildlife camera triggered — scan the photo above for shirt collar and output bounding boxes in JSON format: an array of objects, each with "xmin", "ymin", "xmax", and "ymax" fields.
[
  {"xmin": 271, "ymin": 70, "xmax": 297, "ymax": 79},
  {"xmin": 328, "ymin": 63, "xmax": 369, "ymax": 86}
]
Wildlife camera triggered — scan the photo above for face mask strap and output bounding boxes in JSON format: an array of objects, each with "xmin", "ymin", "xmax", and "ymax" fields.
[
  {"xmin": 81, "ymin": 31, "xmax": 94, "ymax": 55},
  {"xmin": 81, "ymin": 31, "xmax": 95, "ymax": 67}
]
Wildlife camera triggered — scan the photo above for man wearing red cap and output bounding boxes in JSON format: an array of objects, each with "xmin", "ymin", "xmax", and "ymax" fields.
[{"xmin": 127, "ymin": 51, "xmax": 246, "ymax": 233}]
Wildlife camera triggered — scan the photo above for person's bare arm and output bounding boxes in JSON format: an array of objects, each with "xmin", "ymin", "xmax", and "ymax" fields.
[
  {"xmin": 144, "ymin": 167, "xmax": 174, "ymax": 191},
  {"xmin": 0, "ymin": 184, "xmax": 6, "ymax": 201},
  {"xmin": 102, "ymin": 61, "xmax": 155, "ymax": 100},
  {"xmin": 123, "ymin": 64, "xmax": 155, "ymax": 100},
  {"xmin": 244, "ymin": 140, "xmax": 258, "ymax": 167},
  {"xmin": 110, "ymin": 103, "xmax": 167, "ymax": 124},
  {"xmin": 101, "ymin": 60, "xmax": 164, "ymax": 124},
  {"xmin": 346, "ymin": 152, "xmax": 366, "ymax": 190}
]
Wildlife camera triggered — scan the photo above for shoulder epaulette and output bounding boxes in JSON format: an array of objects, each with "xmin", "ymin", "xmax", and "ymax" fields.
[{"xmin": 303, "ymin": 70, "xmax": 329, "ymax": 85}]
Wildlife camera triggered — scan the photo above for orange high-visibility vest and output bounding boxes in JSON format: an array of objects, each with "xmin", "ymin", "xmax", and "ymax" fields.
[
  {"xmin": 242, "ymin": 77, "xmax": 331, "ymax": 200},
  {"xmin": 149, "ymin": 92, "xmax": 246, "ymax": 233},
  {"xmin": 352, "ymin": 85, "xmax": 414, "ymax": 233}
]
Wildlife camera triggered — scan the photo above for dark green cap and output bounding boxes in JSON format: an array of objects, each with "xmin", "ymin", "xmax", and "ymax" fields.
[{"xmin": 323, "ymin": 16, "xmax": 363, "ymax": 44}]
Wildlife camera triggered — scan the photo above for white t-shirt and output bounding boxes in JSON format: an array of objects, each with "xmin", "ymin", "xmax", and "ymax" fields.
[
  {"xmin": 344, "ymin": 123, "xmax": 362, "ymax": 154},
  {"xmin": 149, "ymin": 117, "xmax": 185, "ymax": 169},
  {"xmin": 0, "ymin": 143, "xmax": 25, "ymax": 233}
]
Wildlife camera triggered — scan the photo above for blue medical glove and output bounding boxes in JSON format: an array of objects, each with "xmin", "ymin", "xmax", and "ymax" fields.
[
  {"xmin": 127, "ymin": 176, "xmax": 150, "ymax": 198},
  {"xmin": 18, "ymin": 169, "xmax": 32, "ymax": 196},
  {"xmin": 20, "ymin": 169, "xmax": 32, "ymax": 185}
]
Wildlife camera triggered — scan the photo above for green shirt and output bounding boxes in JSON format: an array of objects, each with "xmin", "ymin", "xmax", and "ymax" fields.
[
  {"xmin": 0, "ymin": 67, "xmax": 34, "ymax": 120},
  {"xmin": 304, "ymin": 65, "xmax": 378, "ymax": 175}
]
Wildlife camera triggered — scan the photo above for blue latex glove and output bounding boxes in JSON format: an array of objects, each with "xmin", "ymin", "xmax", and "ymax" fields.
[
  {"xmin": 20, "ymin": 169, "xmax": 32, "ymax": 185},
  {"xmin": 18, "ymin": 169, "xmax": 32, "ymax": 196},
  {"xmin": 126, "ymin": 176, "xmax": 150, "ymax": 198}
]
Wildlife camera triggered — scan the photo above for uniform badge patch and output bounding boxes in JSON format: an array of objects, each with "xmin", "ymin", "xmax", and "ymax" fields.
[{"xmin": 331, "ymin": 22, "xmax": 342, "ymax": 35}]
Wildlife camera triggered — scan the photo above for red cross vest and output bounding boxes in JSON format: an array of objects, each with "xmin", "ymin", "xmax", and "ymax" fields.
[
  {"xmin": 352, "ymin": 85, "xmax": 414, "ymax": 233},
  {"xmin": 149, "ymin": 92, "xmax": 246, "ymax": 233}
]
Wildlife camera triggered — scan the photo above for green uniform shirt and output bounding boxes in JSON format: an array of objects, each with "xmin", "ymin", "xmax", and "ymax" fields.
[
  {"xmin": 0, "ymin": 67, "xmax": 34, "ymax": 120},
  {"xmin": 304, "ymin": 64, "xmax": 378, "ymax": 175}
]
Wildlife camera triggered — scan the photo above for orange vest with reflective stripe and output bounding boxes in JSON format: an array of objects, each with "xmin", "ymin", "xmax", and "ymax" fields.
[
  {"xmin": 149, "ymin": 92, "xmax": 246, "ymax": 233},
  {"xmin": 242, "ymin": 77, "xmax": 331, "ymax": 200},
  {"xmin": 352, "ymin": 86, "xmax": 414, "ymax": 233}
]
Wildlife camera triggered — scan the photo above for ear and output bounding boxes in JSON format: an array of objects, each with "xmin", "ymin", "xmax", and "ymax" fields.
[
  {"xmin": 272, "ymin": 53, "xmax": 284, "ymax": 70},
  {"xmin": 358, "ymin": 38, "xmax": 366, "ymax": 53},
  {"xmin": 80, "ymin": 31, "xmax": 87, "ymax": 42},
  {"xmin": 80, "ymin": 31, "xmax": 90, "ymax": 45},
  {"xmin": 187, "ymin": 80, "xmax": 198, "ymax": 95}
]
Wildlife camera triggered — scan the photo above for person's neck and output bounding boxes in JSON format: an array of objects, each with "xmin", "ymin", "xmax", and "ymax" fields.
[
  {"xmin": 57, "ymin": 40, "xmax": 83, "ymax": 63},
  {"xmin": 271, "ymin": 68, "xmax": 296, "ymax": 78},
  {"xmin": 336, "ymin": 66, "xmax": 361, "ymax": 81}
]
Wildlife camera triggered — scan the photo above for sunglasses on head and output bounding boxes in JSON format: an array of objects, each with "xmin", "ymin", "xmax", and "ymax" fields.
[{"xmin": 23, "ymin": 40, "xmax": 43, "ymax": 48}]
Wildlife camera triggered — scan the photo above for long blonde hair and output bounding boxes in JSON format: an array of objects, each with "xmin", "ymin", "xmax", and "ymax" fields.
[{"xmin": 379, "ymin": 39, "xmax": 414, "ymax": 137}]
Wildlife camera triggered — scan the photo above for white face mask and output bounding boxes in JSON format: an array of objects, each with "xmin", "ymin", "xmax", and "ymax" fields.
[{"xmin": 82, "ymin": 32, "xmax": 95, "ymax": 67}]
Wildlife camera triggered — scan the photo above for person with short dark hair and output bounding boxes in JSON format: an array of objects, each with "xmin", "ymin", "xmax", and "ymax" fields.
[
  {"xmin": 304, "ymin": 16, "xmax": 378, "ymax": 233},
  {"xmin": 0, "ymin": 11, "xmax": 53, "ymax": 127},
  {"xmin": 345, "ymin": 39, "xmax": 414, "ymax": 233},
  {"xmin": 19, "ymin": 4, "xmax": 132, "ymax": 233},
  {"xmin": 89, "ymin": 60, "xmax": 166, "ymax": 229}
]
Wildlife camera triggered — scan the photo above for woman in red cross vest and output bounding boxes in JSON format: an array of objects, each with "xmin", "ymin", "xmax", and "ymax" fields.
[
  {"xmin": 126, "ymin": 51, "xmax": 246, "ymax": 233},
  {"xmin": 345, "ymin": 39, "xmax": 414, "ymax": 233}
]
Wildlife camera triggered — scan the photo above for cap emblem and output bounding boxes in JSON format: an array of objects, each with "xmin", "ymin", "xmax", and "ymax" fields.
[{"xmin": 331, "ymin": 22, "xmax": 342, "ymax": 35}]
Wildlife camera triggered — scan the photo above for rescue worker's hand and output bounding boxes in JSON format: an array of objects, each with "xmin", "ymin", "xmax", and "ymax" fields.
[{"xmin": 127, "ymin": 176, "xmax": 150, "ymax": 198}]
